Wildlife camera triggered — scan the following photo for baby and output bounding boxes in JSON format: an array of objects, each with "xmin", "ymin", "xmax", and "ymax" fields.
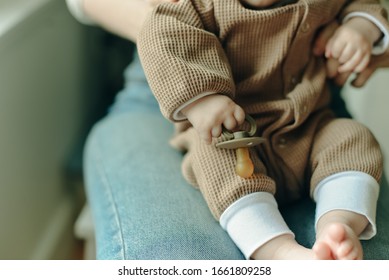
[{"xmin": 139, "ymin": 0, "xmax": 389, "ymax": 259}]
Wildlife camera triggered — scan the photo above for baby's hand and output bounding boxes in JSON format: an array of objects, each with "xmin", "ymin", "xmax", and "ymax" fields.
[
  {"xmin": 325, "ymin": 17, "xmax": 381, "ymax": 77},
  {"xmin": 181, "ymin": 94, "xmax": 245, "ymax": 144}
]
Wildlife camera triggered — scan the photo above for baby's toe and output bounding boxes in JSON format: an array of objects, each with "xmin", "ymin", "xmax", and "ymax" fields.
[
  {"xmin": 313, "ymin": 242, "xmax": 333, "ymax": 260},
  {"xmin": 337, "ymin": 239, "xmax": 354, "ymax": 259},
  {"xmin": 328, "ymin": 223, "xmax": 347, "ymax": 244}
]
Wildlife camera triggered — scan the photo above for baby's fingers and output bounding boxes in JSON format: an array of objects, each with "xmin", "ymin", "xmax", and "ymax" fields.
[
  {"xmin": 353, "ymin": 54, "xmax": 371, "ymax": 73},
  {"xmin": 338, "ymin": 52, "xmax": 370, "ymax": 73},
  {"xmin": 325, "ymin": 36, "xmax": 346, "ymax": 59},
  {"xmin": 223, "ymin": 115, "xmax": 238, "ymax": 131},
  {"xmin": 234, "ymin": 106, "xmax": 246, "ymax": 126},
  {"xmin": 222, "ymin": 105, "xmax": 245, "ymax": 131},
  {"xmin": 200, "ymin": 128, "xmax": 213, "ymax": 145},
  {"xmin": 211, "ymin": 125, "xmax": 222, "ymax": 139}
]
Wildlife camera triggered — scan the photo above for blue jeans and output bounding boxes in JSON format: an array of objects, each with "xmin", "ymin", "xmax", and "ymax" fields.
[{"xmin": 83, "ymin": 52, "xmax": 389, "ymax": 259}]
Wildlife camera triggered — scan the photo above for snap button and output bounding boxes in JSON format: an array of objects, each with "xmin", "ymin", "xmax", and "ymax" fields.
[
  {"xmin": 301, "ymin": 22, "xmax": 310, "ymax": 33},
  {"xmin": 278, "ymin": 137, "xmax": 287, "ymax": 148}
]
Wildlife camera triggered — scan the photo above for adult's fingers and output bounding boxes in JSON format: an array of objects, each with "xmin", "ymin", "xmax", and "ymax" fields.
[
  {"xmin": 313, "ymin": 21, "xmax": 340, "ymax": 56},
  {"xmin": 326, "ymin": 57, "xmax": 340, "ymax": 78}
]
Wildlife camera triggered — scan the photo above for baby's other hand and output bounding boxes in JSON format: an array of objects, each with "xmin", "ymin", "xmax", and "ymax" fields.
[
  {"xmin": 325, "ymin": 17, "xmax": 381, "ymax": 76},
  {"xmin": 181, "ymin": 94, "xmax": 245, "ymax": 145},
  {"xmin": 325, "ymin": 23, "xmax": 371, "ymax": 75}
]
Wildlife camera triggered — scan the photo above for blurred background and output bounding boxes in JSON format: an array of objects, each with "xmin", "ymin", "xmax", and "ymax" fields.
[
  {"xmin": 0, "ymin": 0, "xmax": 388, "ymax": 260},
  {"xmin": 0, "ymin": 0, "xmax": 133, "ymax": 259}
]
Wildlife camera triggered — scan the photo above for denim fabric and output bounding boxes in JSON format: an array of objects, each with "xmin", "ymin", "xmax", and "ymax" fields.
[
  {"xmin": 83, "ymin": 52, "xmax": 389, "ymax": 260},
  {"xmin": 83, "ymin": 53, "xmax": 244, "ymax": 259}
]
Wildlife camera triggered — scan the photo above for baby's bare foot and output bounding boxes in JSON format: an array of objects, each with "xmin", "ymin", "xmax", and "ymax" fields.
[
  {"xmin": 251, "ymin": 234, "xmax": 315, "ymax": 259},
  {"xmin": 313, "ymin": 223, "xmax": 363, "ymax": 260}
]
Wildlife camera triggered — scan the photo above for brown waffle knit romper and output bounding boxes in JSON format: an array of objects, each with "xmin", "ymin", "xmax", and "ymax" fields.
[{"xmin": 138, "ymin": 0, "xmax": 386, "ymax": 220}]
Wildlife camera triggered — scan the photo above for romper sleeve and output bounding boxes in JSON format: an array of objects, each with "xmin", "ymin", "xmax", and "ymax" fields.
[
  {"xmin": 137, "ymin": 0, "xmax": 235, "ymax": 121},
  {"xmin": 339, "ymin": 0, "xmax": 388, "ymax": 22},
  {"xmin": 338, "ymin": 0, "xmax": 389, "ymax": 55}
]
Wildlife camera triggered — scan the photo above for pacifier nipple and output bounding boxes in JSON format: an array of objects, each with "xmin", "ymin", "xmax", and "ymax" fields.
[{"xmin": 215, "ymin": 115, "xmax": 265, "ymax": 178}]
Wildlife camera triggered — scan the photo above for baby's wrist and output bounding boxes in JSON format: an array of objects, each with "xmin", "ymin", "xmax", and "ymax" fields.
[
  {"xmin": 345, "ymin": 17, "xmax": 382, "ymax": 45},
  {"xmin": 180, "ymin": 98, "xmax": 199, "ymax": 119}
]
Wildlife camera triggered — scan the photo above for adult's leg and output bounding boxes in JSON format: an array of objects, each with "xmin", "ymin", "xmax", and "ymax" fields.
[{"xmin": 82, "ymin": 53, "xmax": 244, "ymax": 259}]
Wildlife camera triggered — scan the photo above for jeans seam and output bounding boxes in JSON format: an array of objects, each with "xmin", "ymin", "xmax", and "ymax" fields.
[{"xmin": 93, "ymin": 131, "xmax": 126, "ymax": 259}]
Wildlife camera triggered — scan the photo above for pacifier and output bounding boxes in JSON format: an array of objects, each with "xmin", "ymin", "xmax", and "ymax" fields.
[{"xmin": 215, "ymin": 115, "xmax": 265, "ymax": 178}]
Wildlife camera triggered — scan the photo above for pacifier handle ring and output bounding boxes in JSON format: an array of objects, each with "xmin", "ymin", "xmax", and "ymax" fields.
[{"xmin": 222, "ymin": 114, "xmax": 257, "ymax": 139}]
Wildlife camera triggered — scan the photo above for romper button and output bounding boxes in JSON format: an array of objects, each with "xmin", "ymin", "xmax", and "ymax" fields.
[
  {"xmin": 278, "ymin": 138, "xmax": 287, "ymax": 148},
  {"xmin": 289, "ymin": 77, "xmax": 298, "ymax": 90},
  {"xmin": 301, "ymin": 22, "xmax": 310, "ymax": 33}
]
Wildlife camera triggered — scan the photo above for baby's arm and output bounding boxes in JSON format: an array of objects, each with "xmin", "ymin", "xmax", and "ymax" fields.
[
  {"xmin": 181, "ymin": 95, "xmax": 245, "ymax": 145},
  {"xmin": 325, "ymin": 16, "xmax": 382, "ymax": 75}
]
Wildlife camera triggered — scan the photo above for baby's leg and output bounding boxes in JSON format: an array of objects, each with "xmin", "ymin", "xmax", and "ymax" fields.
[
  {"xmin": 313, "ymin": 210, "xmax": 368, "ymax": 260},
  {"xmin": 308, "ymin": 118, "xmax": 382, "ymax": 259},
  {"xmin": 220, "ymin": 191, "xmax": 316, "ymax": 259},
  {"xmin": 176, "ymin": 129, "xmax": 302, "ymax": 259}
]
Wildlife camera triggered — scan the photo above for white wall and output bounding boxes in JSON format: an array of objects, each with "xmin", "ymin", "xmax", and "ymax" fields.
[
  {"xmin": 341, "ymin": 0, "xmax": 389, "ymax": 179},
  {"xmin": 342, "ymin": 71, "xmax": 389, "ymax": 179},
  {"xmin": 0, "ymin": 0, "xmax": 103, "ymax": 259}
]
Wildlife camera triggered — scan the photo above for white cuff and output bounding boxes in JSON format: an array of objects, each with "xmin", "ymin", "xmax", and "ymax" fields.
[
  {"xmin": 220, "ymin": 192, "xmax": 294, "ymax": 259},
  {"xmin": 343, "ymin": 12, "xmax": 389, "ymax": 55},
  {"xmin": 172, "ymin": 92, "xmax": 217, "ymax": 121},
  {"xmin": 314, "ymin": 171, "xmax": 379, "ymax": 240},
  {"xmin": 66, "ymin": 0, "xmax": 95, "ymax": 25}
]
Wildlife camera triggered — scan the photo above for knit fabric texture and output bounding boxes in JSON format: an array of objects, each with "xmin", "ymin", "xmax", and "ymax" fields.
[{"xmin": 138, "ymin": 0, "xmax": 386, "ymax": 219}]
